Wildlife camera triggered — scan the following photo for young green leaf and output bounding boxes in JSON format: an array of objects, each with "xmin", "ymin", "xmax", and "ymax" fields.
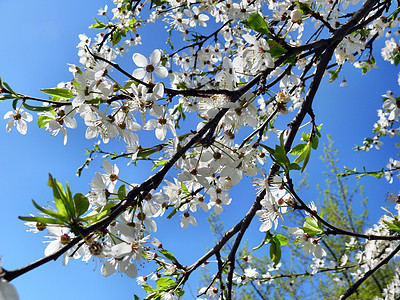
[
  {"xmin": 151, "ymin": 159, "xmax": 168, "ymax": 171},
  {"xmin": 38, "ymin": 115, "xmax": 53, "ymax": 128},
  {"xmin": 328, "ymin": 68, "xmax": 340, "ymax": 82},
  {"xmin": 89, "ymin": 18, "xmax": 107, "ymax": 29},
  {"xmin": 311, "ymin": 135, "xmax": 319, "ymax": 150},
  {"xmin": 0, "ymin": 94, "xmax": 16, "ymax": 101},
  {"xmin": 22, "ymin": 102, "xmax": 53, "ymax": 112},
  {"xmin": 301, "ymin": 145, "xmax": 311, "ymax": 173},
  {"xmin": 73, "ymin": 193, "xmax": 90, "ymax": 217},
  {"xmin": 118, "ymin": 184, "xmax": 126, "ymax": 200},
  {"xmin": 289, "ymin": 143, "xmax": 308, "ymax": 155},
  {"xmin": 301, "ymin": 216, "xmax": 323, "ymax": 236},
  {"xmin": 155, "ymin": 277, "xmax": 176, "ymax": 290},
  {"xmin": 269, "ymin": 238, "xmax": 282, "ymax": 266},
  {"xmin": 159, "ymin": 249, "xmax": 177, "ymax": 263},
  {"xmin": 247, "ymin": 13, "xmax": 270, "ymax": 36},
  {"xmin": 18, "ymin": 215, "xmax": 65, "ymax": 225},
  {"xmin": 275, "ymin": 234, "xmax": 289, "ymax": 246},
  {"xmin": 30, "ymin": 199, "xmax": 68, "ymax": 222},
  {"xmin": 40, "ymin": 88, "xmax": 74, "ymax": 99}
]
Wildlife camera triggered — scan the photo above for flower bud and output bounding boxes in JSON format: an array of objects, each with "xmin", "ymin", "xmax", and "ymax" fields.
[{"xmin": 290, "ymin": 9, "xmax": 302, "ymax": 22}]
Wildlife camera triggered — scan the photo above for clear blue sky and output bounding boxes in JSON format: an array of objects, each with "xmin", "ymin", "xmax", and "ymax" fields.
[{"xmin": 0, "ymin": 1, "xmax": 399, "ymax": 299}]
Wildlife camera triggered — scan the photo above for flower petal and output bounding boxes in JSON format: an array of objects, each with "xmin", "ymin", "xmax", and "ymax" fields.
[{"xmin": 132, "ymin": 53, "xmax": 148, "ymax": 67}]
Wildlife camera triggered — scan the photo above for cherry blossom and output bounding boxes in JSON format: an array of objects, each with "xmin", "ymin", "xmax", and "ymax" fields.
[
  {"xmin": 4, "ymin": 109, "xmax": 32, "ymax": 135},
  {"xmin": 132, "ymin": 49, "xmax": 168, "ymax": 82}
]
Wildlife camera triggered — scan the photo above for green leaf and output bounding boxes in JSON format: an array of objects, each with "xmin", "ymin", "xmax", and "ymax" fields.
[
  {"xmin": 40, "ymin": 88, "xmax": 74, "ymax": 99},
  {"xmin": 296, "ymin": 1, "xmax": 314, "ymax": 14},
  {"xmin": 328, "ymin": 68, "xmax": 340, "ymax": 82},
  {"xmin": 275, "ymin": 234, "xmax": 289, "ymax": 246},
  {"xmin": 301, "ymin": 216, "xmax": 323, "ymax": 237},
  {"xmin": 311, "ymin": 135, "xmax": 319, "ymax": 150},
  {"xmin": 150, "ymin": 0, "xmax": 166, "ymax": 8},
  {"xmin": 180, "ymin": 182, "xmax": 189, "ymax": 195},
  {"xmin": 80, "ymin": 202, "xmax": 115, "ymax": 224},
  {"xmin": 267, "ymin": 41, "xmax": 287, "ymax": 59},
  {"xmin": 247, "ymin": 13, "xmax": 270, "ymax": 36},
  {"xmin": 383, "ymin": 219, "xmax": 400, "ymax": 232},
  {"xmin": 47, "ymin": 174, "xmax": 71, "ymax": 219},
  {"xmin": 288, "ymin": 163, "xmax": 301, "ymax": 171},
  {"xmin": 269, "ymin": 238, "xmax": 281, "ymax": 267},
  {"xmin": 38, "ymin": 115, "xmax": 53, "ymax": 128},
  {"xmin": 112, "ymin": 31, "xmax": 122, "ymax": 46},
  {"xmin": 31, "ymin": 199, "xmax": 68, "ymax": 222},
  {"xmin": 289, "ymin": 143, "xmax": 308, "ymax": 155},
  {"xmin": 3, "ymin": 82, "xmax": 16, "ymax": 95},
  {"xmin": 12, "ymin": 99, "xmax": 18, "ymax": 110},
  {"xmin": 73, "ymin": 193, "xmax": 89, "ymax": 217},
  {"xmin": 142, "ymin": 282, "xmax": 154, "ymax": 293},
  {"xmin": 156, "ymin": 278, "xmax": 176, "ymax": 290},
  {"xmin": 367, "ymin": 171, "xmax": 384, "ymax": 179},
  {"xmin": 354, "ymin": 173, "xmax": 367, "ymax": 179},
  {"xmin": 301, "ymin": 132, "xmax": 308, "ymax": 142},
  {"xmin": 89, "ymin": 18, "xmax": 107, "ymax": 29},
  {"xmin": 22, "ymin": 102, "xmax": 53, "ymax": 112},
  {"xmin": 166, "ymin": 207, "xmax": 178, "ymax": 219},
  {"xmin": 18, "ymin": 215, "xmax": 65, "ymax": 225},
  {"xmin": 0, "ymin": 94, "xmax": 16, "ymax": 101},
  {"xmin": 301, "ymin": 144, "xmax": 311, "ymax": 173},
  {"xmin": 293, "ymin": 144, "xmax": 310, "ymax": 164},
  {"xmin": 258, "ymin": 143, "xmax": 275, "ymax": 156},
  {"xmin": 393, "ymin": 50, "xmax": 400, "ymax": 66},
  {"xmin": 118, "ymin": 184, "xmax": 126, "ymax": 201},
  {"xmin": 137, "ymin": 145, "xmax": 163, "ymax": 159},
  {"xmin": 151, "ymin": 159, "xmax": 168, "ymax": 171},
  {"xmin": 159, "ymin": 249, "xmax": 177, "ymax": 263}
]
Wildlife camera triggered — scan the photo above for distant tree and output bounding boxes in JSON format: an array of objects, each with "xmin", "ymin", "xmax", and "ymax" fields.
[{"xmin": 1, "ymin": 1, "xmax": 400, "ymax": 299}]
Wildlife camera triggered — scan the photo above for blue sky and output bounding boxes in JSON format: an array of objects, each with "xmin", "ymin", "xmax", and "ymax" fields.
[{"xmin": 0, "ymin": 1, "xmax": 399, "ymax": 299}]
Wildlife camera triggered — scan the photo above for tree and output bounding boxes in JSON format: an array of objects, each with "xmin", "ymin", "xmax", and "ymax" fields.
[{"xmin": 0, "ymin": 0, "xmax": 399, "ymax": 299}]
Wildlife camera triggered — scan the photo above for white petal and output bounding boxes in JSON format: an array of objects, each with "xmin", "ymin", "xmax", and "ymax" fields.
[
  {"xmin": 151, "ymin": 82, "xmax": 164, "ymax": 100},
  {"xmin": 151, "ymin": 103, "xmax": 164, "ymax": 117},
  {"xmin": 145, "ymin": 218, "xmax": 157, "ymax": 232},
  {"xmin": 85, "ymin": 126, "xmax": 98, "ymax": 139},
  {"xmin": 3, "ymin": 111, "xmax": 14, "ymax": 119},
  {"xmin": 132, "ymin": 68, "xmax": 147, "ymax": 80},
  {"xmin": 45, "ymin": 240, "xmax": 61, "ymax": 256},
  {"xmin": 154, "ymin": 66, "xmax": 168, "ymax": 78},
  {"xmin": 0, "ymin": 281, "xmax": 19, "ymax": 300},
  {"xmin": 21, "ymin": 112, "xmax": 33, "ymax": 122},
  {"xmin": 123, "ymin": 262, "xmax": 138, "ymax": 278},
  {"xmin": 6, "ymin": 119, "xmax": 14, "ymax": 132},
  {"xmin": 64, "ymin": 117, "xmax": 77, "ymax": 129},
  {"xmin": 132, "ymin": 53, "xmax": 148, "ymax": 67},
  {"xmin": 101, "ymin": 259, "xmax": 117, "ymax": 277},
  {"xmin": 111, "ymin": 243, "xmax": 132, "ymax": 258},
  {"xmin": 102, "ymin": 160, "xmax": 113, "ymax": 174},
  {"xmin": 149, "ymin": 50, "xmax": 161, "ymax": 65},
  {"xmin": 16, "ymin": 120, "xmax": 27, "ymax": 135},
  {"xmin": 155, "ymin": 125, "xmax": 166, "ymax": 140},
  {"xmin": 143, "ymin": 119, "xmax": 157, "ymax": 130},
  {"xmin": 72, "ymin": 93, "xmax": 85, "ymax": 108}
]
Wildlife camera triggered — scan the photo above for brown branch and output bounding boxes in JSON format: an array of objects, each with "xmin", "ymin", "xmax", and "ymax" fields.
[{"xmin": 340, "ymin": 242, "xmax": 400, "ymax": 299}]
